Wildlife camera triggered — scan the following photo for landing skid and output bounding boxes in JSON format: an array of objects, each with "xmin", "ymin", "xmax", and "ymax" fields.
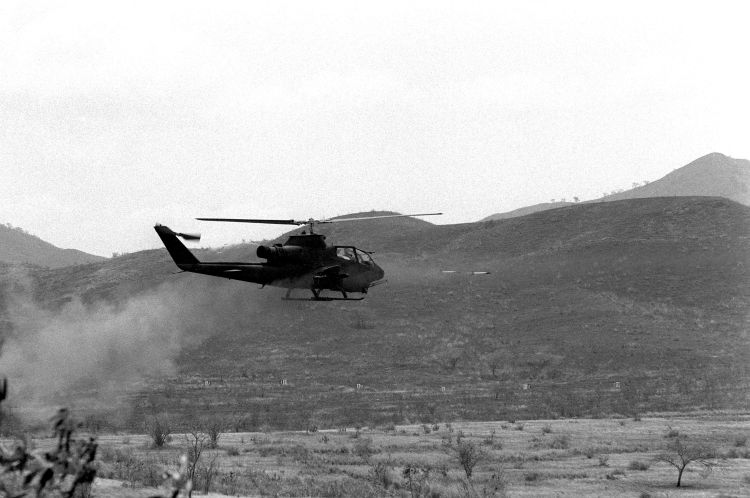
[
  {"xmin": 281, "ymin": 296, "xmax": 365, "ymax": 301},
  {"xmin": 283, "ymin": 288, "xmax": 364, "ymax": 301}
]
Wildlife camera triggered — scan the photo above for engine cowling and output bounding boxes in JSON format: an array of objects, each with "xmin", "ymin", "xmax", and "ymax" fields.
[{"xmin": 256, "ymin": 244, "xmax": 306, "ymax": 262}]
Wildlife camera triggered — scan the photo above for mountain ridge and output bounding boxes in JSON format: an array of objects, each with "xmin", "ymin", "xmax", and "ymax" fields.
[
  {"xmin": 0, "ymin": 223, "xmax": 106, "ymax": 268},
  {"xmin": 482, "ymin": 152, "xmax": 750, "ymax": 222}
]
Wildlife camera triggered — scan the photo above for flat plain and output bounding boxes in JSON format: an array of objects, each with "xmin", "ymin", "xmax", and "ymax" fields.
[{"xmin": 37, "ymin": 411, "xmax": 747, "ymax": 497}]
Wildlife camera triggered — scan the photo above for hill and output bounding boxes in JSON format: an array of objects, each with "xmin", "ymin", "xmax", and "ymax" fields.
[
  {"xmin": 481, "ymin": 201, "xmax": 574, "ymax": 222},
  {"xmin": 0, "ymin": 222, "xmax": 105, "ymax": 268},
  {"xmin": 600, "ymin": 152, "xmax": 750, "ymax": 205},
  {"xmin": 1, "ymin": 197, "xmax": 749, "ymax": 429},
  {"xmin": 481, "ymin": 152, "xmax": 750, "ymax": 221}
]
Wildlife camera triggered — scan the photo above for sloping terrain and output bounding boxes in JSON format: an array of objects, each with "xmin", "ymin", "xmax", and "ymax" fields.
[
  {"xmin": 481, "ymin": 201, "xmax": 574, "ymax": 222},
  {"xmin": 1, "ymin": 197, "xmax": 749, "ymax": 430},
  {"xmin": 600, "ymin": 152, "xmax": 750, "ymax": 205},
  {"xmin": 0, "ymin": 223, "xmax": 105, "ymax": 267},
  {"xmin": 481, "ymin": 152, "xmax": 750, "ymax": 221}
]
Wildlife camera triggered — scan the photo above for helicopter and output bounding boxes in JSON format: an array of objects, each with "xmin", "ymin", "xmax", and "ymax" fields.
[{"xmin": 154, "ymin": 212, "xmax": 441, "ymax": 301}]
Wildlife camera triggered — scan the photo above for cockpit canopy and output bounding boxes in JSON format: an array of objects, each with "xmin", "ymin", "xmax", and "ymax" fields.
[{"xmin": 335, "ymin": 246, "xmax": 374, "ymax": 264}]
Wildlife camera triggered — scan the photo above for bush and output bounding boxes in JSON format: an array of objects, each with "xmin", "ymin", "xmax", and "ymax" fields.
[
  {"xmin": 628, "ymin": 460, "xmax": 650, "ymax": 471},
  {"xmin": 203, "ymin": 416, "xmax": 226, "ymax": 449},
  {"xmin": 664, "ymin": 426, "xmax": 679, "ymax": 438},
  {"xmin": 457, "ymin": 441, "xmax": 484, "ymax": 479},
  {"xmin": 550, "ymin": 434, "xmax": 571, "ymax": 449},
  {"xmin": 722, "ymin": 447, "xmax": 750, "ymax": 459},
  {"xmin": 524, "ymin": 472, "xmax": 541, "ymax": 481},
  {"xmin": 370, "ymin": 462, "xmax": 398, "ymax": 490},
  {"xmin": 482, "ymin": 430, "xmax": 500, "ymax": 447},
  {"xmin": 605, "ymin": 469, "xmax": 625, "ymax": 480},
  {"xmin": 541, "ymin": 424, "xmax": 552, "ymax": 434},
  {"xmin": 146, "ymin": 414, "xmax": 172, "ymax": 448},
  {"xmin": 0, "ymin": 405, "xmax": 98, "ymax": 497},
  {"xmin": 402, "ymin": 464, "xmax": 430, "ymax": 497},
  {"xmin": 354, "ymin": 438, "xmax": 376, "ymax": 461}
]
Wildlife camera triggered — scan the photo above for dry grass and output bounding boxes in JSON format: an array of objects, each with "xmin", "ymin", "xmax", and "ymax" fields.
[{"xmin": 39, "ymin": 412, "xmax": 743, "ymax": 497}]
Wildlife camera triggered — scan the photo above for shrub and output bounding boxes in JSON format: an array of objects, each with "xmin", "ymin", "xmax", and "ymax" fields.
[
  {"xmin": 541, "ymin": 424, "xmax": 552, "ymax": 434},
  {"xmin": 524, "ymin": 472, "xmax": 541, "ymax": 482},
  {"xmin": 628, "ymin": 460, "xmax": 650, "ymax": 471},
  {"xmin": 598, "ymin": 454, "xmax": 610, "ymax": 467},
  {"xmin": 734, "ymin": 436, "xmax": 748, "ymax": 447},
  {"xmin": 483, "ymin": 471, "xmax": 507, "ymax": 496},
  {"xmin": 370, "ymin": 462, "xmax": 398, "ymax": 490},
  {"xmin": 456, "ymin": 429, "xmax": 465, "ymax": 444},
  {"xmin": 457, "ymin": 441, "xmax": 484, "ymax": 479},
  {"xmin": 605, "ymin": 469, "xmax": 625, "ymax": 480},
  {"xmin": 664, "ymin": 425, "xmax": 679, "ymax": 438},
  {"xmin": 402, "ymin": 464, "xmax": 430, "ymax": 497},
  {"xmin": 354, "ymin": 437, "xmax": 375, "ymax": 461},
  {"xmin": 550, "ymin": 434, "xmax": 571, "ymax": 449},
  {"xmin": 146, "ymin": 414, "xmax": 172, "ymax": 448},
  {"xmin": 196, "ymin": 454, "xmax": 219, "ymax": 494},
  {"xmin": 722, "ymin": 447, "xmax": 750, "ymax": 459},
  {"xmin": 482, "ymin": 430, "xmax": 498, "ymax": 446},
  {"xmin": 203, "ymin": 416, "xmax": 225, "ymax": 449},
  {"xmin": 0, "ymin": 404, "xmax": 98, "ymax": 497}
]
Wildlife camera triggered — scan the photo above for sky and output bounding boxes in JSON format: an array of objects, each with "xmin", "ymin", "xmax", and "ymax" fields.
[{"xmin": 1, "ymin": 1, "xmax": 748, "ymax": 256}]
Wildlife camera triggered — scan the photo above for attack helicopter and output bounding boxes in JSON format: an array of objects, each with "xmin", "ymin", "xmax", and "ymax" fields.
[{"xmin": 154, "ymin": 212, "xmax": 441, "ymax": 300}]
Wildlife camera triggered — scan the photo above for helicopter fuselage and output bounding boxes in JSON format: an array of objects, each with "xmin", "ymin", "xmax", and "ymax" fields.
[{"xmin": 155, "ymin": 225, "xmax": 384, "ymax": 299}]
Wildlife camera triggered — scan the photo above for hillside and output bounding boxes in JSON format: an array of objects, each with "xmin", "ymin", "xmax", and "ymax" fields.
[
  {"xmin": 2, "ymin": 197, "xmax": 749, "ymax": 429},
  {"xmin": 481, "ymin": 152, "xmax": 750, "ymax": 221},
  {"xmin": 0, "ymin": 223, "xmax": 105, "ymax": 268},
  {"xmin": 481, "ymin": 201, "xmax": 574, "ymax": 222},
  {"xmin": 600, "ymin": 152, "xmax": 750, "ymax": 205}
]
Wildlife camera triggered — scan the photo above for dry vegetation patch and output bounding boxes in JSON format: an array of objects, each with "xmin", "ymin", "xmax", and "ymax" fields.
[{"xmin": 30, "ymin": 414, "xmax": 738, "ymax": 496}]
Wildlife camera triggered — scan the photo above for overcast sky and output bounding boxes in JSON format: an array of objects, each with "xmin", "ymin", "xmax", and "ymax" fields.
[{"xmin": 1, "ymin": 1, "xmax": 748, "ymax": 256}]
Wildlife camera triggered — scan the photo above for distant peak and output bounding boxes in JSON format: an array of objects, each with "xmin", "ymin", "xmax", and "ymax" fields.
[{"xmin": 686, "ymin": 152, "xmax": 730, "ymax": 165}]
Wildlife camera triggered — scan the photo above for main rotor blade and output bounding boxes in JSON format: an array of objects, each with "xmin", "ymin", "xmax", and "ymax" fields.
[
  {"xmin": 319, "ymin": 212, "xmax": 443, "ymax": 223},
  {"xmin": 196, "ymin": 218, "xmax": 304, "ymax": 225}
]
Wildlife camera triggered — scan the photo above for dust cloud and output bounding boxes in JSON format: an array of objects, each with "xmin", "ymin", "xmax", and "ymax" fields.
[{"xmin": 0, "ymin": 273, "xmax": 259, "ymax": 422}]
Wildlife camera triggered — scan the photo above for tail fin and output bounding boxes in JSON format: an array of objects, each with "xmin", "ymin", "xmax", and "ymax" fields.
[{"xmin": 154, "ymin": 224, "xmax": 200, "ymax": 266}]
